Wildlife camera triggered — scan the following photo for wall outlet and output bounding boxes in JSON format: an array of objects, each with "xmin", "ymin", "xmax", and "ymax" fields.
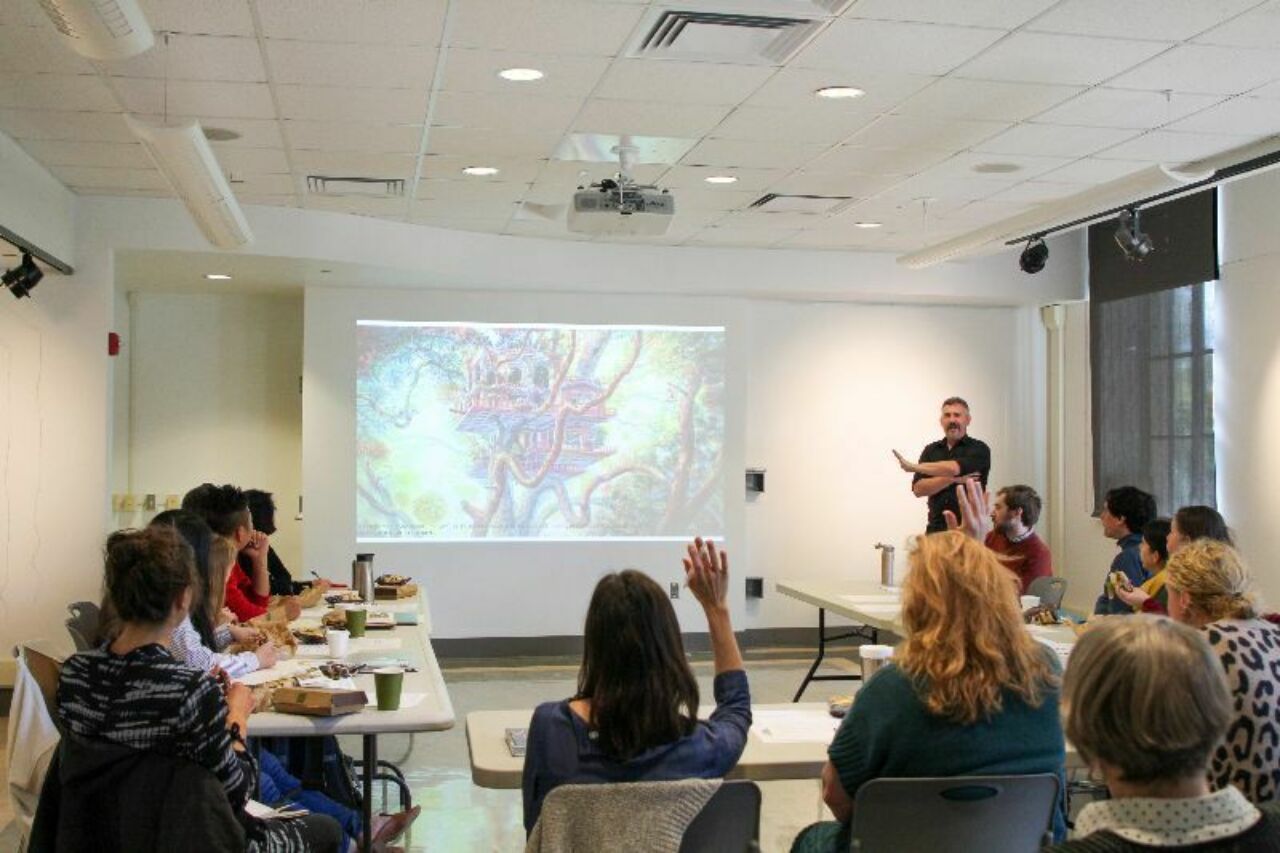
[
  {"xmin": 120, "ymin": 494, "xmax": 137, "ymax": 512},
  {"xmin": 164, "ymin": 494, "xmax": 181, "ymax": 510},
  {"xmin": 669, "ymin": 582, "xmax": 679, "ymax": 599},
  {"xmin": 143, "ymin": 493, "xmax": 157, "ymax": 510}
]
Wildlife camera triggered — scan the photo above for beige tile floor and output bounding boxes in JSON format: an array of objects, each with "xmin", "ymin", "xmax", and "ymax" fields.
[{"xmin": 0, "ymin": 652, "xmax": 855, "ymax": 852}]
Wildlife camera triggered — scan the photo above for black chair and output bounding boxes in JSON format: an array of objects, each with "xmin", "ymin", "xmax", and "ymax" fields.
[
  {"xmin": 65, "ymin": 601, "xmax": 101, "ymax": 652},
  {"xmin": 679, "ymin": 780, "xmax": 762, "ymax": 853},
  {"xmin": 1027, "ymin": 577, "xmax": 1068, "ymax": 610},
  {"xmin": 849, "ymin": 774, "xmax": 1060, "ymax": 853}
]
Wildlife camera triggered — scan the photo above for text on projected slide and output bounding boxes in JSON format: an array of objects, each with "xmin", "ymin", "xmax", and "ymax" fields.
[{"xmin": 356, "ymin": 321, "xmax": 725, "ymax": 541}]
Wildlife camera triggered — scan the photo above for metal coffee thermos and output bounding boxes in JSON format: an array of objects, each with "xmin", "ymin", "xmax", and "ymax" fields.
[
  {"xmin": 353, "ymin": 552, "xmax": 375, "ymax": 603},
  {"xmin": 874, "ymin": 542, "xmax": 896, "ymax": 587}
]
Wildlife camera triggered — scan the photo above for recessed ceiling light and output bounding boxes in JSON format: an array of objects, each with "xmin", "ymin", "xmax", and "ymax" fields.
[
  {"xmin": 498, "ymin": 68, "xmax": 544, "ymax": 82},
  {"xmin": 704, "ymin": 175, "xmax": 738, "ymax": 184},
  {"xmin": 462, "ymin": 166, "xmax": 500, "ymax": 176},
  {"xmin": 852, "ymin": 221, "xmax": 882, "ymax": 229},
  {"xmin": 204, "ymin": 273, "xmax": 232, "ymax": 280},
  {"xmin": 815, "ymin": 86, "xmax": 866, "ymax": 100}
]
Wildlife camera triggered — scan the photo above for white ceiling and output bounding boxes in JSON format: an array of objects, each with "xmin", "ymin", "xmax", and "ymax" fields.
[{"xmin": 3, "ymin": 0, "xmax": 1280, "ymax": 252}]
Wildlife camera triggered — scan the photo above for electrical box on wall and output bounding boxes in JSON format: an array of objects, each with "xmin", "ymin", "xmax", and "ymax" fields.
[
  {"xmin": 745, "ymin": 577, "xmax": 764, "ymax": 599},
  {"xmin": 745, "ymin": 468, "xmax": 765, "ymax": 493}
]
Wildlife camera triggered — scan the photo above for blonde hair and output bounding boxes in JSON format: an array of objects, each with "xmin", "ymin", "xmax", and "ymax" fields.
[
  {"xmin": 897, "ymin": 531, "xmax": 1055, "ymax": 724},
  {"xmin": 1166, "ymin": 539, "xmax": 1258, "ymax": 622},
  {"xmin": 207, "ymin": 535, "xmax": 237, "ymax": 613},
  {"xmin": 1064, "ymin": 616, "xmax": 1230, "ymax": 783}
]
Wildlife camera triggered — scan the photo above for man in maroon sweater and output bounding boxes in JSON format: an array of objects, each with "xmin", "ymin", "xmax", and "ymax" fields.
[{"xmin": 983, "ymin": 484, "xmax": 1054, "ymax": 594}]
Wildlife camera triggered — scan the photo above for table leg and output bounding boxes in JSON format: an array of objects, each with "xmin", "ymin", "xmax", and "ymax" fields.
[
  {"xmin": 793, "ymin": 607, "xmax": 829, "ymax": 702},
  {"xmin": 362, "ymin": 734, "xmax": 377, "ymax": 853},
  {"xmin": 792, "ymin": 608, "xmax": 882, "ymax": 702}
]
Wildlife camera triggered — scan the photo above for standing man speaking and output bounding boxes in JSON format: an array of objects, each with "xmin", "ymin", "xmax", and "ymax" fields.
[{"xmin": 894, "ymin": 397, "xmax": 991, "ymax": 533}]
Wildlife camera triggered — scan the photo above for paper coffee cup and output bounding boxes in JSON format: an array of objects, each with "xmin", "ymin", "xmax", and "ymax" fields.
[
  {"xmin": 326, "ymin": 629, "xmax": 349, "ymax": 658},
  {"xmin": 1020, "ymin": 595, "xmax": 1041, "ymax": 610},
  {"xmin": 374, "ymin": 667, "xmax": 404, "ymax": 711},
  {"xmin": 860, "ymin": 644, "xmax": 893, "ymax": 681},
  {"xmin": 345, "ymin": 608, "xmax": 367, "ymax": 637}
]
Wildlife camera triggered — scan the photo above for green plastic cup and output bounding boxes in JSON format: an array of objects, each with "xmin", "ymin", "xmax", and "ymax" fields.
[
  {"xmin": 345, "ymin": 607, "xmax": 367, "ymax": 637},
  {"xmin": 374, "ymin": 667, "xmax": 404, "ymax": 711}
]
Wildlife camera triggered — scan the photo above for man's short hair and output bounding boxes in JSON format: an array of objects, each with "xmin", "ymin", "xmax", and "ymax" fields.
[
  {"xmin": 998, "ymin": 485, "xmax": 1041, "ymax": 528},
  {"xmin": 941, "ymin": 396, "xmax": 969, "ymax": 410},
  {"xmin": 1103, "ymin": 486, "xmax": 1157, "ymax": 534},
  {"xmin": 181, "ymin": 483, "xmax": 251, "ymax": 537}
]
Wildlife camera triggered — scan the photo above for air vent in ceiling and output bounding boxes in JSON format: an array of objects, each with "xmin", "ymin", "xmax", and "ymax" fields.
[
  {"xmin": 749, "ymin": 193, "xmax": 854, "ymax": 214},
  {"xmin": 629, "ymin": 10, "xmax": 826, "ymax": 65},
  {"xmin": 306, "ymin": 176, "xmax": 405, "ymax": 198}
]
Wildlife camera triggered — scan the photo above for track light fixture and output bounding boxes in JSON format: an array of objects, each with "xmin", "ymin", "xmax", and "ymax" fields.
[
  {"xmin": 1019, "ymin": 237, "xmax": 1049, "ymax": 274},
  {"xmin": 1114, "ymin": 208, "xmax": 1154, "ymax": 261},
  {"xmin": 2, "ymin": 253, "xmax": 43, "ymax": 299}
]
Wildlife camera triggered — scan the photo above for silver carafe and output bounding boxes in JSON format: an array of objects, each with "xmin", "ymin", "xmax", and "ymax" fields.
[
  {"xmin": 874, "ymin": 543, "xmax": 896, "ymax": 587},
  {"xmin": 353, "ymin": 552, "xmax": 375, "ymax": 603}
]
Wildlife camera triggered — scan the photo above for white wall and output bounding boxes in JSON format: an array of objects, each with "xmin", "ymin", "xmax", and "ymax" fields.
[
  {"xmin": 1217, "ymin": 168, "xmax": 1280, "ymax": 608},
  {"xmin": 112, "ymin": 292, "xmax": 304, "ymax": 569},
  {"xmin": 305, "ymin": 286, "xmax": 1043, "ymax": 638}
]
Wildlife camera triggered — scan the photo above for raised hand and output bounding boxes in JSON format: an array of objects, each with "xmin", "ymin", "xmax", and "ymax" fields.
[
  {"xmin": 944, "ymin": 475, "xmax": 993, "ymax": 541},
  {"xmin": 683, "ymin": 537, "xmax": 729, "ymax": 612}
]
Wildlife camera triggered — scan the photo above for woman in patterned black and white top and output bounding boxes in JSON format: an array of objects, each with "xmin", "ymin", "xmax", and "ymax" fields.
[
  {"xmin": 1166, "ymin": 538, "xmax": 1280, "ymax": 804},
  {"xmin": 57, "ymin": 527, "xmax": 342, "ymax": 852}
]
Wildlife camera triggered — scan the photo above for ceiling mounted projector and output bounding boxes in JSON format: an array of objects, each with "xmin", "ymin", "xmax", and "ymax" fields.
[
  {"xmin": 1114, "ymin": 208, "xmax": 1154, "ymax": 261},
  {"xmin": 567, "ymin": 144, "xmax": 675, "ymax": 236},
  {"xmin": 37, "ymin": 0, "xmax": 155, "ymax": 60}
]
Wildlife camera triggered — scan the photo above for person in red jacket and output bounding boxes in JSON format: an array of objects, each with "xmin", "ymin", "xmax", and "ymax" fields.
[
  {"xmin": 181, "ymin": 483, "xmax": 300, "ymax": 622},
  {"xmin": 983, "ymin": 484, "xmax": 1054, "ymax": 595}
]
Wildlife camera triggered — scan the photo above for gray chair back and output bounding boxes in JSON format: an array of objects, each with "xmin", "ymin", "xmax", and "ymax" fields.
[
  {"xmin": 679, "ymin": 780, "xmax": 761, "ymax": 853},
  {"xmin": 65, "ymin": 601, "xmax": 101, "ymax": 652},
  {"xmin": 1027, "ymin": 576, "xmax": 1067, "ymax": 609},
  {"xmin": 850, "ymin": 774, "xmax": 1060, "ymax": 853}
]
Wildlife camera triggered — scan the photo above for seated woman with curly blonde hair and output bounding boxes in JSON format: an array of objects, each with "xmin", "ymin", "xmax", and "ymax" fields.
[{"xmin": 790, "ymin": 531, "xmax": 1066, "ymax": 852}]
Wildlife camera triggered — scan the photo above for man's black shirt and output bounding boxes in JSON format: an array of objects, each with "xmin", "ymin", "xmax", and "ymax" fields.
[{"xmin": 914, "ymin": 434, "xmax": 991, "ymax": 533}]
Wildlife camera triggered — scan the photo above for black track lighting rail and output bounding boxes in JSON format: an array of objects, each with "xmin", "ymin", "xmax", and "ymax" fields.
[
  {"xmin": 1004, "ymin": 145, "xmax": 1280, "ymax": 247},
  {"xmin": 0, "ymin": 224, "xmax": 74, "ymax": 275}
]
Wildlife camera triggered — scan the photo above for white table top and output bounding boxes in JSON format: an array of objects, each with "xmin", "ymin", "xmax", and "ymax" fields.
[{"xmin": 244, "ymin": 609, "xmax": 454, "ymax": 737}]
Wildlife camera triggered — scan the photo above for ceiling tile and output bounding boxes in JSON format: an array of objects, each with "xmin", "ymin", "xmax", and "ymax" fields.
[
  {"xmin": 803, "ymin": 145, "xmax": 954, "ymax": 176},
  {"xmin": 233, "ymin": 193, "xmax": 295, "ymax": 207},
  {"xmin": 0, "ymin": 108, "xmax": 135, "ymax": 142},
  {"xmin": 110, "ymin": 35, "xmax": 265, "ymax": 82},
  {"xmin": 439, "ymin": 49, "xmax": 611, "ymax": 96},
  {"xmin": 594, "ymin": 60, "xmax": 776, "ymax": 106},
  {"xmin": 657, "ymin": 165, "xmax": 790, "ymax": 192},
  {"xmin": 416, "ymin": 178, "xmax": 532, "ymax": 203},
  {"xmin": 974, "ymin": 123, "xmax": 1140, "ymax": 158},
  {"xmin": 432, "ymin": 91, "xmax": 582, "ymax": 134},
  {"xmin": 924, "ymin": 151, "xmax": 1077, "ymax": 181},
  {"xmin": 1093, "ymin": 130, "xmax": 1256, "ymax": 162},
  {"xmin": 139, "ymin": 0, "xmax": 255, "ymax": 37},
  {"xmin": 892, "ymin": 79, "xmax": 1084, "ymax": 122},
  {"xmin": 1029, "ymin": 0, "xmax": 1259, "ymax": 42},
  {"xmin": 408, "ymin": 215, "xmax": 512, "ymax": 233},
  {"xmin": 875, "ymin": 171, "xmax": 1015, "ymax": 205},
  {"xmin": 199, "ymin": 117, "xmax": 285, "ymax": 148},
  {"xmin": 0, "ymin": 74, "xmax": 118, "ymax": 113},
  {"xmin": 213, "ymin": 146, "xmax": 291, "ymax": 174},
  {"xmin": 527, "ymin": 161, "xmax": 667, "ymax": 195},
  {"xmin": 1037, "ymin": 157, "xmax": 1153, "ymax": 183},
  {"xmin": 845, "ymin": 115, "xmax": 1010, "ymax": 150},
  {"xmin": 573, "ymin": 99, "xmax": 733, "ymax": 138},
  {"xmin": 276, "ymin": 84, "xmax": 427, "ymax": 123},
  {"xmin": 256, "ymin": 0, "xmax": 447, "ymax": 45},
  {"xmin": 232, "ymin": 173, "xmax": 296, "ymax": 195},
  {"xmin": 419, "ymin": 154, "xmax": 547, "ymax": 184},
  {"xmin": 743, "ymin": 68, "xmax": 936, "ymax": 113},
  {"xmin": 688, "ymin": 225, "xmax": 799, "ymax": 248},
  {"xmin": 292, "ymin": 149, "xmax": 419, "ymax": 177},
  {"xmin": 0, "ymin": 2, "xmax": 59, "ymax": 26},
  {"xmin": 1196, "ymin": 1, "xmax": 1280, "ymax": 48},
  {"xmin": 0, "ymin": 22, "xmax": 95, "ymax": 75},
  {"xmin": 795, "ymin": 19, "xmax": 1006, "ymax": 77},
  {"xmin": 1165, "ymin": 96, "xmax": 1280, "ymax": 135},
  {"xmin": 681, "ymin": 138, "xmax": 831, "ymax": 170},
  {"xmin": 1034, "ymin": 87, "xmax": 1225, "ymax": 129},
  {"xmin": 770, "ymin": 172, "xmax": 904, "ymax": 197},
  {"xmin": 266, "ymin": 40, "xmax": 436, "ymax": 89},
  {"xmin": 427, "ymin": 125, "xmax": 563, "ymax": 158},
  {"xmin": 982, "ymin": 180, "xmax": 1092, "ymax": 204},
  {"xmin": 710, "ymin": 104, "xmax": 878, "ymax": 144},
  {"xmin": 304, "ymin": 195, "xmax": 410, "ymax": 217},
  {"xmin": 503, "ymin": 220, "xmax": 594, "ymax": 241},
  {"xmin": 654, "ymin": 186, "xmax": 757, "ymax": 212},
  {"xmin": 285, "ymin": 120, "xmax": 422, "ymax": 152},
  {"xmin": 50, "ymin": 165, "xmax": 169, "ymax": 191},
  {"xmin": 779, "ymin": 229, "xmax": 887, "ymax": 250},
  {"xmin": 450, "ymin": 0, "xmax": 646, "ymax": 56},
  {"xmin": 412, "ymin": 198, "xmax": 523, "ymax": 219},
  {"xmin": 954, "ymin": 33, "xmax": 1172, "ymax": 86},
  {"xmin": 842, "ymin": 0, "xmax": 1058, "ymax": 29},
  {"xmin": 116, "ymin": 79, "xmax": 278, "ymax": 119},
  {"xmin": 17, "ymin": 139, "xmax": 150, "ymax": 169},
  {"xmin": 1107, "ymin": 44, "xmax": 1280, "ymax": 95}
]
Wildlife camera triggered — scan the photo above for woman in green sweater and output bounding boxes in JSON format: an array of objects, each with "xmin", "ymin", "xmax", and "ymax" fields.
[{"xmin": 791, "ymin": 531, "xmax": 1066, "ymax": 852}]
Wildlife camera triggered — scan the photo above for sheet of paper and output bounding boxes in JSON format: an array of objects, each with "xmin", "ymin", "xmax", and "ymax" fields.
[
  {"xmin": 366, "ymin": 692, "xmax": 427, "ymax": 710},
  {"xmin": 297, "ymin": 675, "xmax": 358, "ymax": 691},
  {"xmin": 1034, "ymin": 636, "xmax": 1073, "ymax": 670},
  {"xmin": 751, "ymin": 708, "xmax": 841, "ymax": 744},
  {"xmin": 841, "ymin": 594, "xmax": 900, "ymax": 605},
  {"xmin": 292, "ymin": 636, "xmax": 402, "ymax": 658},
  {"xmin": 235, "ymin": 659, "xmax": 313, "ymax": 686}
]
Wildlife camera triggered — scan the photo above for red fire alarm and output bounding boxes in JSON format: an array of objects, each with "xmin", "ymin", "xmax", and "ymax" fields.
[{"xmin": 108, "ymin": 332, "xmax": 121, "ymax": 356}]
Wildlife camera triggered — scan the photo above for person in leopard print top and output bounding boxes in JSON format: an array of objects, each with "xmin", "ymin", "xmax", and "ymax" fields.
[{"xmin": 1167, "ymin": 538, "xmax": 1280, "ymax": 803}]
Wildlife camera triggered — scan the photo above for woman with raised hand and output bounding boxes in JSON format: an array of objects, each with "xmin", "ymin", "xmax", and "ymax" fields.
[
  {"xmin": 1118, "ymin": 506, "xmax": 1231, "ymax": 613},
  {"xmin": 521, "ymin": 537, "xmax": 751, "ymax": 835},
  {"xmin": 1047, "ymin": 616, "xmax": 1280, "ymax": 850},
  {"xmin": 791, "ymin": 531, "xmax": 1067, "ymax": 852}
]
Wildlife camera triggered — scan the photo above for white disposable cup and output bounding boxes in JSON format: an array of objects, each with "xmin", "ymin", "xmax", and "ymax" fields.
[
  {"xmin": 326, "ymin": 629, "xmax": 350, "ymax": 658},
  {"xmin": 860, "ymin": 644, "xmax": 894, "ymax": 681},
  {"xmin": 1020, "ymin": 595, "xmax": 1042, "ymax": 610}
]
